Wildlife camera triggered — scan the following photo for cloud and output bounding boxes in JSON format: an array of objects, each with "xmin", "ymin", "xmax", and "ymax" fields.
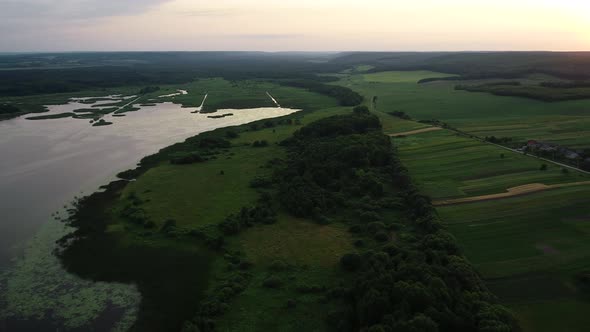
[
  {"xmin": 0, "ymin": 0, "xmax": 174, "ymax": 20},
  {"xmin": 229, "ymin": 34, "xmax": 304, "ymax": 39},
  {"xmin": 181, "ymin": 8, "xmax": 244, "ymax": 17}
]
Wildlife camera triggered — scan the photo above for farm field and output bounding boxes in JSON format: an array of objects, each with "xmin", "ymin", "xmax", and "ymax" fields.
[
  {"xmin": 393, "ymin": 126, "xmax": 590, "ymax": 332},
  {"xmin": 335, "ymin": 71, "xmax": 590, "ymax": 149},
  {"xmin": 394, "ymin": 129, "xmax": 587, "ymax": 199}
]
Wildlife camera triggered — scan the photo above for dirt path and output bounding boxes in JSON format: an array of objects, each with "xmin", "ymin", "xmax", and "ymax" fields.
[
  {"xmin": 389, "ymin": 127, "xmax": 442, "ymax": 137},
  {"xmin": 434, "ymin": 181, "xmax": 590, "ymax": 206},
  {"xmin": 266, "ymin": 92, "xmax": 281, "ymax": 108}
]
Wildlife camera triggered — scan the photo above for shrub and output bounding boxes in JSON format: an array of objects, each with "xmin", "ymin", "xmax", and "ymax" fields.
[
  {"xmin": 249, "ymin": 176, "xmax": 273, "ymax": 188},
  {"xmin": 170, "ymin": 152, "xmax": 204, "ymax": 165},
  {"xmin": 269, "ymin": 260, "xmax": 289, "ymax": 272},
  {"xmin": 160, "ymin": 219, "xmax": 177, "ymax": 232},
  {"xmin": 252, "ymin": 140, "xmax": 269, "ymax": 148},
  {"xmin": 340, "ymin": 253, "xmax": 362, "ymax": 272},
  {"xmin": 360, "ymin": 211, "xmax": 382, "ymax": 222},
  {"xmin": 138, "ymin": 86, "xmax": 160, "ymax": 94},
  {"xmin": 349, "ymin": 224, "xmax": 363, "ymax": 233},
  {"xmin": 262, "ymin": 275, "xmax": 283, "ymax": 288},
  {"xmin": 225, "ymin": 130, "xmax": 239, "ymax": 139},
  {"xmin": 219, "ymin": 216, "xmax": 242, "ymax": 235},
  {"xmin": 374, "ymin": 231, "xmax": 389, "ymax": 242},
  {"xmin": 353, "ymin": 105, "xmax": 371, "ymax": 114},
  {"xmin": 286, "ymin": 299, "xmax": 297, "ymax": 309},
  {"xmin": 354, "ymin": 239, "xmax": 366, "ymax": 248},
  {"xmin": 198, "ymin": 137, "xmax": 231, "ymax": 149},
  {"xmin": 367, "ymin": 222, "xmax": 386, "ymax": 233},
  {"xmin": 296, "ymin": 283, "xmax": 325, "ymax": 293}
]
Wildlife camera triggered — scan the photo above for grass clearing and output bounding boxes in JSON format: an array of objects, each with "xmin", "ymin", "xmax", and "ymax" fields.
[
  {"xmin": 120, "ymin": 145, "xmax": 273, "ymax": 229},
  {"xmin": 215, "ymin": 215, "xmax": 353, "ymax": 331},
  {"xmin": 362, "ymin": 70, "xmax": 455, "ymax": 83},
  {"xmin": 238, "ymin": 214, "xmax": 353, "ymax": 268}
]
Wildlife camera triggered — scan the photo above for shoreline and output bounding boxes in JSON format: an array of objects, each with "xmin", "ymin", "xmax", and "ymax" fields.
[{"xmin": 1, "ymin": 103, "xmax": 304, "ymax": 330}]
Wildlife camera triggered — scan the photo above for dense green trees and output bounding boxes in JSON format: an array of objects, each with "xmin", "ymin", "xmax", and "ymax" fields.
[
  {"xmin": 0, "ymin": 104, "xmax": 20, "ymax": 114},
  {"xmin": 139, "ymin": 86, "xmax": 161, "ymax": 94},
  {"xmin": 277, "ymin": 112, "xmax": 388, "ymax": 221},
  {"xmin": 281, "ymin": 80, "xmax": 363, "ymax": 106},
  {"xmin": 275, "ymin": 110, "xmax": 520, "ymax": 332},
  {"xmin": 218, "ymin": 203, "xmax": 276, "ymax": 235},
  {"xmin": 170, "ymin": 152, "xmax": 205, "ymax": 165}
]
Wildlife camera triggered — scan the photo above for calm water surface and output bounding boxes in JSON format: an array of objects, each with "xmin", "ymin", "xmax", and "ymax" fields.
[{"xmin": 0, "ymin": 96, "xmax": 299, "ymax": 330}]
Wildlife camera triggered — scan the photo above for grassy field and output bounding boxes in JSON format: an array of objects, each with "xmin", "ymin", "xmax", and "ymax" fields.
[
  {"xmin": 216, "ymin": 215, "xmax": 352, "ymax": 331},
  {"xmin": 335, "ymin": 71, "xmax": 590, "ymax": 149},
  {"xmin": 440, "ymin": 185, "xmax": 590, "ymax": 332},
  {"xmin": 120, "ymin": 145, "xmax": 271, "ymax": 228},
  {"xmin": 160, "ymin": 78, "xmax": 339, "ymax": 113},
  {"xmin": 392, "ymin": 126, "xmax": 590, "ymax": 332}
]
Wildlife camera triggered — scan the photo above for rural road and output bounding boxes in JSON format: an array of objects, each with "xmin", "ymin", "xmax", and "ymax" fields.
[
  {"xmin": 481, "ymin": 139, "xmax": 590, "ymax": 176},
  {"xmin": 409, "ymin": 123, "xmax": 590, "ymax": 176},
  {"xmin": 389, "ymin": 127, "xmax": 442, "ymax": 137},
  {"xmin": 433, "ymin": 181, "xmax": 590, "ymax": 206}
]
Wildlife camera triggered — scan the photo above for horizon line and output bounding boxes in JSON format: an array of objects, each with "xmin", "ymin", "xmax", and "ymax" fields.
[{"xmin": 2, "ymin": 50, "xmax": 590, "ymax": 55}]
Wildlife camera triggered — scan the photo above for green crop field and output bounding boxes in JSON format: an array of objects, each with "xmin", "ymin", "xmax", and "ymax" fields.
[
  {"xmin": 351, "ymin": 70, "xmax": 590, "ymax": 331},
  {"xmin": 335, "ymin": 70, "xmax": 590, "ymax": 149},
  {"xmin": 391, "ymin": 126, "xmax": 590, "ymax": 332},
  {"xmin": 439, "ymin": 185, "xmax": 590, "ymax": 332},
  {"xmin": 394, "ymin": 129, "xmax": 587, "ymax": 199}
]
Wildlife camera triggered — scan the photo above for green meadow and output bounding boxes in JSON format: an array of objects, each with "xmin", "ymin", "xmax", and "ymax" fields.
[
  {"xmin": 216, "ymin": 215, "xmax": 352, "ymax": 332},
  {"xmin": 335, "ymin": 70, "xmax": 590, "ymax": 149},
  {"xmin": 160, "ymin": 78, "xmax": 340, "ymax": 112}
]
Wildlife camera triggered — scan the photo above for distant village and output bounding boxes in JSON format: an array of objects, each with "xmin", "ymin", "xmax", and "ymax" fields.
[
  {"xmin": 519, "ymin": 140, "xmax": 590, "ymax": 171},
  {"xmin": 521, "ymin": 140, "xmax": 583, "ymax": 160},
  {"xmin": 485, "ymin": 136, "xmax": 590, "ymax": 171}
]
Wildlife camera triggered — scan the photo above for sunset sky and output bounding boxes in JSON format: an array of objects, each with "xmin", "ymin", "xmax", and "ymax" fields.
[{"xmin": 1, "ymin": 0, "xmax": 589, "ymax": 52}]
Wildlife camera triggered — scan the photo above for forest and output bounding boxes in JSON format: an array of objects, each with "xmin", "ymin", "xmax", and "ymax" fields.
[{"xmin": 3, "ymin": 51, "xmax": 590, "ymax": 98}]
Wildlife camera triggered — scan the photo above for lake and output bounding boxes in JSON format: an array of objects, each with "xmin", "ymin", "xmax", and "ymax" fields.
[{"xmin": 0, "ymin": 96, "xmax": 299, "ymax": 330}]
